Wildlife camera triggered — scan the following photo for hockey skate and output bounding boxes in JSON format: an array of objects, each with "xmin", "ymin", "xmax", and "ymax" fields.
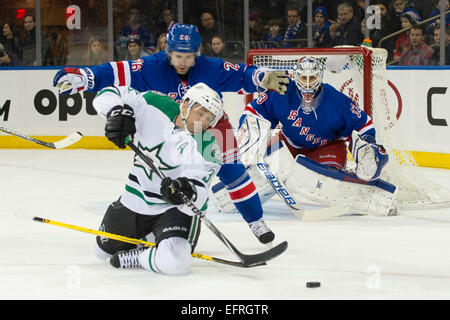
[
  {"xmin": 110, "ymin": 247, "xmax": 145, "ymax": 269},
  {"xmin": 249, "ymin": 218, "xmax": 275, "ymax": 244}
]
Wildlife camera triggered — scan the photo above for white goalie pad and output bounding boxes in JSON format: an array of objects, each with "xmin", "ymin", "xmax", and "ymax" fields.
[
  {"xmin": 210, "ymin": 114, "xmax": 276, "ymax": 213},
  {"xmin": 236, "ymin": 114, "xmax": 273, "ymax": 167},
  {"xmin": 211, "ymin": 117, "xmax": 300, "ymax": 213},
  {"xmin": 282, "ymin": 154, "xmax": 398, "ymax": 216}
]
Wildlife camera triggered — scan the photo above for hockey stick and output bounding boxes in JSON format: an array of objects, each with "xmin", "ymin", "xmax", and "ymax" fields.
[
  {"xmin": 24, "ymin": 214, "xmax": 253, "ymax": 268},
  {"xmin": 126, "ymin": 137, "xmax": 288, "ymax": 267},
  {"xmin": 0, "ymin": 126, "xmax": 83, "ymax": 149}
]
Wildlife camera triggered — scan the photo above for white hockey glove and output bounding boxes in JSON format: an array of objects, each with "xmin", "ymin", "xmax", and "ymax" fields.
[
  {"xmin": 53, "ymin": 67, "xmax": 95, "ymax": 95},
  {"xmin": 254, "ymin": 68, "xmax": 289, "ymax": 95},
  {"xmin": 351, "ymin": 130, "xmax": 388, "ymax": 181}
]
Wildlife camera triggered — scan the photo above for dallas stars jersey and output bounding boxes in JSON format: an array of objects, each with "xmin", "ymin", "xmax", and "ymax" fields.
[{"xmin": 93, "ymin": 86, "xmax": 221, "ymax": 216}]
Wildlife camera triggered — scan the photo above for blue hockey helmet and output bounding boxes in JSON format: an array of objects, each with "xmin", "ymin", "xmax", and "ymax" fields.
[{"xmin": 166, "ymin": 23, "xmax": 202, "ymax": 53}]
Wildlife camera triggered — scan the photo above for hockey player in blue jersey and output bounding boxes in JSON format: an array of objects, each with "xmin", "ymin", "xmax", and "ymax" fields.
[
  {"xmin": 229, "ymin": 56, "xmax": 393, "ymax": 216},
  {"xmin": 53, "ymin": 23, "xmax": 289, "ymax": 244}
]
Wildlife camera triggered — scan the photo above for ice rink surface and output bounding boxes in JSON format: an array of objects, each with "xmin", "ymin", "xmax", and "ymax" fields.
[{"xmin": 1, "ymin": 149, "xmax": 450, "ymax": 300}]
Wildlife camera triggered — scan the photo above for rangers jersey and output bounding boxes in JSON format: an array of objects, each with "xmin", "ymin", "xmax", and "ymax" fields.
[
  {"xmin": 242, "ymin": 81, "xmax": 376, "ymax": 150},
  {"xmin": 93, "ymin": 86, "xmax": 221, "ymax": 216},
  {"xmin": 89, "ymin": 51, "xmax": 259, "ymax": 102}
]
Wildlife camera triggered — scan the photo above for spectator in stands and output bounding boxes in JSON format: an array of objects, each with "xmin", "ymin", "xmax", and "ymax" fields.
[
  {"xmin": 208, "ymin": 34, "xmax": 228, "ymax": 58},
  {"xmin": 198, "ymin": 11, "xmax": 222, "ymax": 45},
  {"xmin": 312, "ymin": 6, "xmax": 332, "ymax": 48},
  {"xmin": 0, "ymin": 41, "xmax": 19, "ymax": 66},
  {"xmin": 154, "ymin": 8, "xmax": 176, "ymax": 37},
  {"xmin": 370, "ymin": 1, "xmax": 400, "ymax": 61},
  {"xmin": 22, "ymin": 15, "xmax": 50, "ymax": 66},
  {"xmin": 154, "ymin": 33, "xmax": 167, "ymax": 53},
  {"xmin": 431, "ymin": 25, "xmax": 450, "ymax": 65},
  {"xmin": 1, "ymin": 22, "xmax": 22, "ymax": 63},
  {"xmin": 282, "ymin": 7, "xmax": 307, "ymax": 48},
  {"xmin": 392, "ymin": 0, "xmax": 407, "ymax": 19},
  {"xmin": 333, "ymin": 2, "xmax": 363, "ymax": 46},
  {"xmin": 263, "ymin": 18, "xmax": 283, "ymax": 48},
  {"xmin": 329, "ymin": 22, "xmax": 340, "ymax": 42},
  {"xmin": 46, "ymin": 31, "xmax": 68, "ymax": 66},
  {"xmin": 122, "ymin": 34, "xmax": 151, "ymax": 60},
  {"xmin": 425, "ymin": 0, "xmax": 450, "ymax": 36},
  {"xmin": 249, "ymin": 10, "xmax": 265, "ymax": 46},
  {"xmin": 393, "ymin": 8, "xmax": 422, "ymax": 62},
  {"xmin": 118, "ymin": 5, "xmax": 155, "ymax": 50},
  {"xmin": 399, "ymin": 25, "xmax": 434, "ymax": 65},
  {"xmin": 82, "ymin": 35, "xmax": 108, "ymax": 66},
  {"xmin": 354, "ymin": 0, "xmax": 367, "ymax": 22}
]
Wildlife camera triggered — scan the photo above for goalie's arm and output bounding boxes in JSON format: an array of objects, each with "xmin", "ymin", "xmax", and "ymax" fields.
[{"xmin": 238, "ymin": 94, "xmax": 279, "ymax": 130}]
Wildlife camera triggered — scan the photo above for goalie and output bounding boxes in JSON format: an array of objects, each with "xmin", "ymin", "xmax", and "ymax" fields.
[{"xmin": 213, "ymin": 56, "xmax": 396, "ymax": 217}]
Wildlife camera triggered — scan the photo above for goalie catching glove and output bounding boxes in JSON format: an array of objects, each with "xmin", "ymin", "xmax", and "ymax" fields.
[
  {"xmin": 351, "ymin": 130, "xmax": 388, "ymax": 181},
  {"xmin": 255, "ymin": 68, "xmax": 289, "ymax": 95},
  {"xmin": 105, "ymin": 105, "xmax": 136, "ymax": 149},
  {"xmin": 160, "ymin": 177, "xmax": 197, "ymax": 205}
]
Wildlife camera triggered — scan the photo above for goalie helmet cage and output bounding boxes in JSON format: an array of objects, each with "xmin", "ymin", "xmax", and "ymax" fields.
[{"xmin": 246, "ymin": 46, "xmax": 450, "ymax": 209}]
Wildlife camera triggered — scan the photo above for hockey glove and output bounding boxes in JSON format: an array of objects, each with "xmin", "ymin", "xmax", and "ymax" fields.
[
  {"xmin": 351, "ymin": 131, "xmax": 388, "ymax": 181},
  {"xmin": 53, "ymin": 67, "xmax": 95, "ymax": 95},
  {"xmin": 255, "ymin": 68, "xmax": 289, "ymax": 95},
  {"xmin": 105, "ymin": 105, "xmax": 136, "ymax": 149},
  {"xmin": 160, "ymin": 177, "xmax": 197, "ymax": 205}
]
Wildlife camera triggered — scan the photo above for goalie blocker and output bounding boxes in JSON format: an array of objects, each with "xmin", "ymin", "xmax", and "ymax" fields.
[{"xmin": 211, "ymin": 115, "xmax": 397, "ymax": 217}]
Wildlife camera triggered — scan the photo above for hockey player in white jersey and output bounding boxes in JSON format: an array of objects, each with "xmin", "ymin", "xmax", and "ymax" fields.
[{"xmin": 93, "ymin": 83, "xmax": 224, "ymax": 275}]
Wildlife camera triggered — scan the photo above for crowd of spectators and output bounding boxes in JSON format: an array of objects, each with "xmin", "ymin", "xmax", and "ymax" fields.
[{"xmin": 0, "ymin": 0, "xmax": 449, "ymax": 67}]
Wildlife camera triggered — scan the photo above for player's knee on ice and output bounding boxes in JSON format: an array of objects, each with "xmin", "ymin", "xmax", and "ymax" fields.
[
  {"xmin": 94, "ymin": 241, "xmax": 112, "ymax": 261},
  {"xmin": 139, "ymin": 237, "xmax": 192, "ymax": 275}
]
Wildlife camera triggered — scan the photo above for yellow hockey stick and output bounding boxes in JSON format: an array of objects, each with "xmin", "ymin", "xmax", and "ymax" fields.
[{"xmin": 30, "ymin": 216, "xmax": 262, "ymax": 268}]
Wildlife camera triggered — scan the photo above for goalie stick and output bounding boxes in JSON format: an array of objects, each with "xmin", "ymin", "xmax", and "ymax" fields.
[
  {"xmin": 0, "ymin": 126, "xmax": 82, "ymax": 149},
  {"xmin": 126, "ymin": 137, "xmax": 288, "ymax": 268}
]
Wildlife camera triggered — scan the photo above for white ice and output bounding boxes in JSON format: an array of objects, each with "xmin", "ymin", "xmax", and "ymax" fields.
[{"xmin": 1, "ymin": 149, "xmax": 450, "ymax": 300}]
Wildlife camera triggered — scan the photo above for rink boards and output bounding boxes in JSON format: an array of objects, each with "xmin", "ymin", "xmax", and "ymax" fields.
[{"xmin": 0, "ymin": 67, "xmax": 449, "ymax": 169}]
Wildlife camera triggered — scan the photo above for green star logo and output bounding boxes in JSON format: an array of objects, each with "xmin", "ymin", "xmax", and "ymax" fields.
[{"xmin": 134, "ymin": 142, "xmax": 178, "ymax": 180}]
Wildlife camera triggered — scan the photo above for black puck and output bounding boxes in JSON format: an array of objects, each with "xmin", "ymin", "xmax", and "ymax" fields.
[{"xmin": 306, "ymin": 281, "xmax": 321, "ymax": 288}]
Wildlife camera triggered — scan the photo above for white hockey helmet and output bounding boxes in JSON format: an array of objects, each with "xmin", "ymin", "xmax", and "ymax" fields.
[
  {"xmin": 293, "ymin": 56, "xmax": 324, "ymax": 102},
  {"xmin": 181, "ymin": 83, "xmax": 223, "ymax": 128}
]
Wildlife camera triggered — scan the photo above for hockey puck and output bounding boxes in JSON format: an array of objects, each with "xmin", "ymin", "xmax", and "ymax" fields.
[{"xmin": 306, "ymin": 281, "xmax": 321, "ymax": 288}]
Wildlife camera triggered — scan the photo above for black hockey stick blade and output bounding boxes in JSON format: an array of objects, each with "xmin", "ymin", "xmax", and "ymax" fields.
[{"xmin": 237, "ymin": 241, "xmax": 288, "ymax": 267}]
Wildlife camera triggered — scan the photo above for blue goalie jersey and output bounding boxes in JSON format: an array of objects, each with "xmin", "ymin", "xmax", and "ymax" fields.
[{"xmin": 241, "ymin": 81, "xmax": 376, "ymax": 150}]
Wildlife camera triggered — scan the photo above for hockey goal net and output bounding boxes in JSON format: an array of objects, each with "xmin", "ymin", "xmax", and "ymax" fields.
[{"xmin": 246, "ymin": 46, "xmax": 450, "ymax": 209}]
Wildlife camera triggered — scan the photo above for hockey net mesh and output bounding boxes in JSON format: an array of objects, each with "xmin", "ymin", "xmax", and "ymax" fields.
[{"xmin": 248, "ymin": 46, "xmax": 450, "ymax": 209}]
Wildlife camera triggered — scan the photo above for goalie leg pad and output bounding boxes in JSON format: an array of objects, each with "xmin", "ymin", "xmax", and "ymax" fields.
[{"xmin": 285, "ymin": 155, "xmax": 397, "ymax": 215}]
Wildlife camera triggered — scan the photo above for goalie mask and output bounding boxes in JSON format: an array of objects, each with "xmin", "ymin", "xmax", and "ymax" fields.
[
  {"xmin": 180, "ymin": 83, "xmax": 223, "ymax": 133},
  {"xmin": 293, "ymin": 57, "xmax": 324, "ymax": 111}
]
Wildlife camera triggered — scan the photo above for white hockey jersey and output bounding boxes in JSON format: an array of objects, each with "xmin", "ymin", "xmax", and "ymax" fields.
[{"xmin": 93, "ymin": 86, "xmax": 221, "ymax": 216}]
